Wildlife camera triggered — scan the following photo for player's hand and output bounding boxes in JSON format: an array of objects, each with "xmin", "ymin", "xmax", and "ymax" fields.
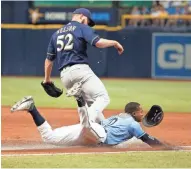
[
  {"xmin": 162, "ymin": 142, "xmax": 182, "ymax": 151},
  {"xmin": 114, "ymin": 42, "xmax": 124, "ymax": 55},
  {"xmin": 164, "ymin": 145, "xmax": 182, "ymax": 151}
]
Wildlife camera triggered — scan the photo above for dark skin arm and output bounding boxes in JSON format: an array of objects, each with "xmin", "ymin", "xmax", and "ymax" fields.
[{"xmin": 140, "ymin": 133, "xmax": 180, "ymax": 150}]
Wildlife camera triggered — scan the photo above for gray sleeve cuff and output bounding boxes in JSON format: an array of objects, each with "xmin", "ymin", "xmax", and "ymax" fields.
[
  {"xmin": 46, "ymin": 53, "xmax": 56, "ymax": 61},
  {"xmin": 91, "ymin": 36, "xmax": 100, "ymax": 46}
]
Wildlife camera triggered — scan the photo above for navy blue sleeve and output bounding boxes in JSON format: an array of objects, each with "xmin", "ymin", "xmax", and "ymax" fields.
[
  {"xmin": 140, "ymin": 133, "xmax": 164, "ymax": 146},
  {"xmin": 46, "ymin": 35, "xmax": 56, "ymax": 61},
  {"xmin": 81, "ymin": 26, "xmax": 100, "ymax": 46}
]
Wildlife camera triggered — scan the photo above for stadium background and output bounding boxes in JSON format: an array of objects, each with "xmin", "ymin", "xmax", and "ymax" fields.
[
  {"xmin": 2, "ymin": 1, "xmax": 191, "ymax": 79},
  {"xmin": 2, "ymin": 1, "xmax": 191, "ymax": 168}
]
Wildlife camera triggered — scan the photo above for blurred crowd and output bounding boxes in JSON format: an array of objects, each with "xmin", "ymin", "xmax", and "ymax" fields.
[{"xmin": 128, "ymin": 1, "xmax": 191, "ymax": 27}]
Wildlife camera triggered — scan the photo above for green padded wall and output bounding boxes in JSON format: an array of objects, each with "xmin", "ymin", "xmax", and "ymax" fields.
[{"xmin": 34, "ymin": 1, "xmax": 111, "ymax": 8}]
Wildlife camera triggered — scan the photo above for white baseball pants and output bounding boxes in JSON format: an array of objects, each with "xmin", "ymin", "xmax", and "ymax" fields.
[
  {"xmin": 60, "ymin": 64, "xmax": 110, "ymax": 123},
  {"xmin": 37, "ymin": 106, "xmax": 107, "ymax": 146}
]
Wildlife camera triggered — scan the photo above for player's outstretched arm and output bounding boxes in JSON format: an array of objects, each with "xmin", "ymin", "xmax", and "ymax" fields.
[
  {"xmin": 44, "ymin": 58, "xmax": 53, "ymax": 83},
  {"xmin": 140, "ymin": 133, "xmax": 179, "ymax": 150},
  {"xmin": 95, "ymin": 38, "xmax": 124, "ymax": 55}
]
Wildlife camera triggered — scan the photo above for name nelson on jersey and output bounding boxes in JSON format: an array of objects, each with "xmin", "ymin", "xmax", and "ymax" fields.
[{"xmin": 57, "ymin": 25, "xmax": 77, "ymax": 34}]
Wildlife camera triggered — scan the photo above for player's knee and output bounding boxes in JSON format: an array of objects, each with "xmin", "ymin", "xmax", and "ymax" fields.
[
  {"xmin": 41, "ymin": 134, "xmax": 62, "ymax": 145},
  {"xmin": 38, "ymin": 121, "xmax": 56, "ymax": 144},
  {"xmin": 40, "ymin": 131, "xmax": 60, "ymax": 145},
  {"xmin": 41, "ymin": 132, "xmax": 54, "ymax": 144}
]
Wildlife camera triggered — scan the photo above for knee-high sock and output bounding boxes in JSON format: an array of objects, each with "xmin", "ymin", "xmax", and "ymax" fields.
[{"xmin": 28, "ymin": 106, "xmax": 45, "ymax": 126}]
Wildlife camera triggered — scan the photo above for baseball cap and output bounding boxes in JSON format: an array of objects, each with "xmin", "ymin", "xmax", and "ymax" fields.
[{"xmin": 73, "ymin": 8, "xmax": 95, "ymax": 27}]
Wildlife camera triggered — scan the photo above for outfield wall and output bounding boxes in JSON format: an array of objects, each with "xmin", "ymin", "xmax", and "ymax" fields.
[{"xmin": 2, "ymin": 27, "xmax": 191, "ymax": 78}]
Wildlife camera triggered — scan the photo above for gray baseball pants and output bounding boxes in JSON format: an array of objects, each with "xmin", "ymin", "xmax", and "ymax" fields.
[{"xmin": 60, "ymin": 64, "xmax": 110, "ymax": 123}]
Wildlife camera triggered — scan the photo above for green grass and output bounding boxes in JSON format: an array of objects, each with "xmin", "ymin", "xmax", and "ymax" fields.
[
  {"xmin": 2, "ymin": 77, "xmax": 191, "ymax": 112},
  {"xmin": 2, "ymin": 152, "xmax": 191, "ymax": 168}
]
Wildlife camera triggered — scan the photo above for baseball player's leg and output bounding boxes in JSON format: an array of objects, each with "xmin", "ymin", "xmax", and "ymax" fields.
[
  {"xmin": 30, "ymin": 108, "xmax": 84, "ymax": 146},
  {"xmin": 81, "ymin": 74, "xmax": 110, "ymax": 123},
  {"xmin": 60, "ymin": 66, "xmax": 74, "ymax": 90},
  {"xmin": 38, "ymin": 99, "xmax": 106, "ymax": 146},
  {"xmin": 11, "ymin": 96, "xmax": 84, "ymax": 146},
  {"xmin": 60, "ymin": 64, "xmax": 88, "ymax": 90},
  {"xmin": 61, "ymin": 64, "xmax": 110, "ymax": 123},
  {"xmin": 38, "ymin": 122, "xmax": 84, "ymax": 146},
  {"xmin": 77, "ymin": 101, "xmax": 107, "ymax": 144}
]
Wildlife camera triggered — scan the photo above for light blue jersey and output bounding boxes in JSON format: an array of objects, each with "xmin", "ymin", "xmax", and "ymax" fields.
[{"xmin": 101, "ymin": 114, "xmax": 145, "ymax": 145}]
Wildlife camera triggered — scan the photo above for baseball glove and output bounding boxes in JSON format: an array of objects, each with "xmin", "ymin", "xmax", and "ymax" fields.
[
  {"xmin": 142, "ymin": 105, "xmax": 164, "ymax": 127},
  {"xmin": 41, "ymin": 81, "xmax": 63, "ymax": 98}
]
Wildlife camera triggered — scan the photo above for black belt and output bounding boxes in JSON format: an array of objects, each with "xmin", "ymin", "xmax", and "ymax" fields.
[
  {"xmin": 60, "ymin": 63, "xmax": 88, "ymax": 71},
  {"xmin": 60, "ymin": 63, "xmax": 76, "ymax": 71}
]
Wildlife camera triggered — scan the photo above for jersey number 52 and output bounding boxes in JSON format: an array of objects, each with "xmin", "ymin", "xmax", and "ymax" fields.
[{"xmin": 57, "ymin": 33, "xmax": 74, "ymax": 52}]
